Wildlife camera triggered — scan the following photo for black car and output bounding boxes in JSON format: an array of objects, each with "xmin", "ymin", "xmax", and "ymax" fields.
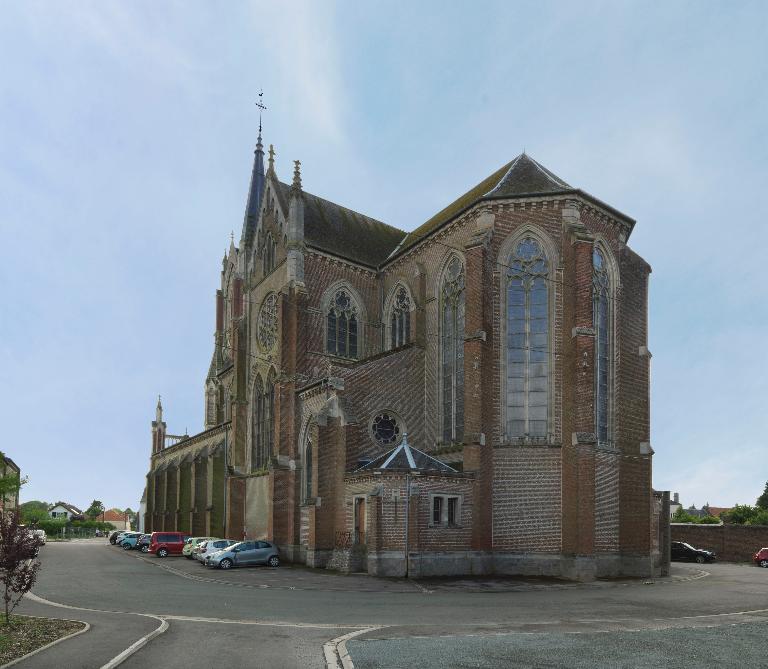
[
  {"xmin": 671, "ymin": 541, "xmax": 716, "ymax": 563},
  {"xmin": 108, "ymin": 530, "xmax": 121, "ymax": 545},
  {"xmin": 136, "ymin": 534, "xmax": 151, "ymax": 553}
]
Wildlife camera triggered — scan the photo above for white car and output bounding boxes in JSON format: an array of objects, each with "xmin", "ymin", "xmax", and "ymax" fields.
[
  {"xmin": 33, "ymin": 529, "xmax": 46, "ymax": 545},
  {"xmin": 195, "ymin": 539, "xmax": 238, "ymax": 563}
]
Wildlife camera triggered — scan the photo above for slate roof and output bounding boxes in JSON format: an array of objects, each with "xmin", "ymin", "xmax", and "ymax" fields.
[
  {"xmin": 392, "ymin": 153, "xmax": 573, "ymax": 258},
  {"xmin": 277, "ymin": 181, "xmax": 406, "ymax": 268},
  {"xmin": 355, "ymin": 434, "xmax": 456, "ymax": 473}
]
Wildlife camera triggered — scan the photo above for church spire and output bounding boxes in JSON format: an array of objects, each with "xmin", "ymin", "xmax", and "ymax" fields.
[{"xmin": 240, "ymin": 91, "xmax": 267, "ymax": 246}]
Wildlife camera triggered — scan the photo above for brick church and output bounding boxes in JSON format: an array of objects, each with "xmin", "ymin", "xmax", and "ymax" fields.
[{"xmin": 144, "ymin": 124, "xmax": 662, "ymax": 580}]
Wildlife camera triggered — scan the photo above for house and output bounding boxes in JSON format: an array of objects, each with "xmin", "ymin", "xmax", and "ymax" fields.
[
  {"xmin": 137, "ymin": 488, "xmax": 147, "ymax": 533},
  {"xmin": 144, "ymin": 123, "xmax": 658, "ymax": 580},
  {"xmin": 100, "ymin": 509, "xmax": 131, "ymax": 531},
  {"xmin": 48, "ymin": 502, "xmax": 84, "ymax": 521},
  {"xmin": 0, "ymin": 455, "xmax": 20, "ymax": 512}
]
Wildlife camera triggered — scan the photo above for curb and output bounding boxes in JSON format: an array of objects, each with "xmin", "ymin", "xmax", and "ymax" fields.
[
  {"xmin": 0, "ymin": 617, "xmax": 90, "ymax": 669},
  {"xmin": 324, "ymin": 628, "xmax": 383, "ymax": 669},
  {"xmin": 24, "ymin": 592, "xmax": 169, "ymax": 669}
]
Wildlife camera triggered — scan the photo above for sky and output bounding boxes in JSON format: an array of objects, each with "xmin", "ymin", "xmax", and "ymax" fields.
[{"xmin": 1, "ymin": 1, "xmax": 766, "ymax": 512}]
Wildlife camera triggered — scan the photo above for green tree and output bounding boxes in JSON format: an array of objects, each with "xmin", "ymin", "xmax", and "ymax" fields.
[
  {"xmin": 0, "ymin": 452, "xmax": 26, "ymax": 508},
  {"xmin": 19, "ymin": 501, "xmax": 49, "ymax": 524},
  {"xmin": 756, "ymin": 482, "xmax": 768, "ymax": 510},
  {"xmin": 85, "ymin": 500, "xmax": 104, "ymax": 520},
  {"xmin": 697, "ymin": 515, "xmax": 721, "ymax": 524},
  {"xmin": 722, "ymin": 504, "xmax": 758, "ymax": 525},
  {"xmin": 672, "ymin": 507, "xmax": 698, "ymax": 523}
]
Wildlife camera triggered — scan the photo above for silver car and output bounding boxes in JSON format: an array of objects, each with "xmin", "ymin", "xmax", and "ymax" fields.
[{"xmin": 207, "ymin": 540, "xmax": 280, "ymax": 569}]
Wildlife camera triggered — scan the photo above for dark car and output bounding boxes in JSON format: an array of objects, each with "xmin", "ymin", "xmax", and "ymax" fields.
[
  {"xmin": 671, "ymin": 541, "xmax": 715, "ymax": 563},
  {"xmin": 108, "ymin": 530, "xmax": 121, "ymax": 545},
  {"xmin": 136, "ymin": 534, "xmax": 151, "ymax": 553},
  {"xmin": 753, "ymin": 547, "xmax": 768, "ymax": 568}
]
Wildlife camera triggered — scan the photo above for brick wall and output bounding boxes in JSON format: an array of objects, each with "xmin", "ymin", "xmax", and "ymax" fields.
[
  {"xmin": 672, "ymin": 524, "xmax": 768, "ymax": 562},
  {"xmin": 492, "ymin": 447, "xmax": 561, "ymax": 552}
]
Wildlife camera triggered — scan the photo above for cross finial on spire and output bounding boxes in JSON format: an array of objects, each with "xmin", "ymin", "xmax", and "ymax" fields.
[
  {"xmin": 255, "ymin": 89, "xmax": 267, "ymax": 137},
  {"xmin": 268, "ymin": 144, "xmax": 275, "ymax": 174}
]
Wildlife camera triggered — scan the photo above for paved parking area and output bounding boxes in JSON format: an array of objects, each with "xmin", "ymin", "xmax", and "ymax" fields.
[{"xmin": 15, "ymin": 541, "xmax": 768, "ymax": 668}]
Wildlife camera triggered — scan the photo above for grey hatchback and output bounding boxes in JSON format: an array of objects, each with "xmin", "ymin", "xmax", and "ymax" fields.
[{"xmin": 207, "ymin": 540, "xmax": 280, "ymax": 569}]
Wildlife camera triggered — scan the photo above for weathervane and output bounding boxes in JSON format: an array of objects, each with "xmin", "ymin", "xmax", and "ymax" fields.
[{"xmin": 255, "ymin": 89, "xmax": 267, "ymax": 134}]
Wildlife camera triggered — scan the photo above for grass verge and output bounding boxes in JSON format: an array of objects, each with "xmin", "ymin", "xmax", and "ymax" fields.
[{"xmin": 0, "ymin": 615, "xmax": 86, "ymax": 665}]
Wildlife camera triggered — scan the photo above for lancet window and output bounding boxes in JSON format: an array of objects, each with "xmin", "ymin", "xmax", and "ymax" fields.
[
  {"xmin": 252, "ymin": 373, "xmax": 275, "ymax": 471},
  {"xmin": 593, "ymin": 247, "xmax": 611, "ymax": 444},
  {"xmin": 326, "ymin": 289, "xmax": 359, "ymax": 359},
  {"xmin": 441, "ymin": 257, "xmax": 465, "ymax": 443},
  {"xmin": 389, "ymin": 286, "xmax": 411, "ymax": 349},
  {"xmin": 506, "ymin": 237, "xmax": 550, "ymax": 439}
]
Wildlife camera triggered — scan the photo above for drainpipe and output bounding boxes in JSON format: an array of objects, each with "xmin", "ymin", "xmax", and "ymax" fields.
[{"xmin": 404, "ymin": 473, "xmax": 410, "ymax": 578}]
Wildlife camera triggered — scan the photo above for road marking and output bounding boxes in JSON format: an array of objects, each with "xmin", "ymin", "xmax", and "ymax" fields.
[
  {"xmin": 324, "ymin": 627, "xmax": 385, "ymax": 669},
  {"xmin": 25, "ymin": 592, "xmax": 169, "ymax": 669},
  {"xmin": 160, "ymin": 613, "xmax": 365, "ymax": 629},
  {"xmin": 0, "ymin": 618, "xmax": 91, "ymax": 668}
]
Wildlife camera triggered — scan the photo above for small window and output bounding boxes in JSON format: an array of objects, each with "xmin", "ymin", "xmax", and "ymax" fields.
[
  {"xmin": 371, "ymin": 412, "xmax": 403, "ymax": 447},
  {"xmin": 432, "ymin": 497, "xmax": 443, "ymax": 525},
  {"xmin": 431, "ymin": 494, "xmax": 461, "ymax": 527}
]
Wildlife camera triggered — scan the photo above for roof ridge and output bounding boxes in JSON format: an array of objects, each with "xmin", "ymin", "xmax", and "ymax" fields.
[{"xmin": 483, "ymin": 154, "xmax": 524, "ymax": 197}]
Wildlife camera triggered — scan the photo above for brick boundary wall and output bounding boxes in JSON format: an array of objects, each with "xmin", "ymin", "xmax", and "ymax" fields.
[{"xmin": 672, "ymin": 524, "xmax": 768, "ymax": 562}]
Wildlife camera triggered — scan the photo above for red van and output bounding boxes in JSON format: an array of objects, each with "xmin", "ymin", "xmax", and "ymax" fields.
[{"xmin": 149, "ymin": 532, "xmax": 189, "ymax": 557}]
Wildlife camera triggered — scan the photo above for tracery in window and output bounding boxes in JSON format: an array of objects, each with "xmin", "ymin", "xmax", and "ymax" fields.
[
  {"xmin": 251, "ymin": 373, "xmax": 275, "ymax": 471},
  {"xmin": 506, "ymin": 237, "xmax": 549, "ymax": 439},
  {"xmin": 262, "ymin": 233, "xmax": 276, "ymax": 275},
  {"xmin": 258, "ymin": 293, "xmax": 278, "ymax": 352},
  {"xmin": 371, "ymin": 411, "xmax": 402, "ymax": 447},
  {"xmin": 593, "ymin": 247, "xmax": 611, "ymax": 444},
  {"xmin": 441, "ymin": 257, "xmax": 465, "ymax": 443},
  {"xmin": 326, "ymin": 289, "xmax": 359, "ymax": 358},
  {"xmin": 389, "ymin": 286, "xmax": 411, "ymax": 349}
]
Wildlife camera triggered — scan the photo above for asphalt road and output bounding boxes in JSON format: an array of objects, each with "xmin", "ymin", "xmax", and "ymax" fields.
[{"xmin": 15, "ymin": 540, "xmax": 768, "ymax": 668}]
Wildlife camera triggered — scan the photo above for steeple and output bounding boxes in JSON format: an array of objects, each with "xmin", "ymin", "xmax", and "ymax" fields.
[
  {"xmin": 156, "ymin": 395, "xmax": 163, "ymax": 423},
  {"xmin": 240, "ymin": 92, "xmax": 267, "ymax": 246}
]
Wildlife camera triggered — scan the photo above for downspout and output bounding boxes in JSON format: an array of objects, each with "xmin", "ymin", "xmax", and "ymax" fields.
[{"xmin": 404, "ymin": 472, "xmax": 410, "ymax": 578}]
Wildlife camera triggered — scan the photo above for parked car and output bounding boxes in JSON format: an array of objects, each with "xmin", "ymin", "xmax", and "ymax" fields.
[
  {"xmin": 32, "ymin": 529, "xmax": 46, "ymax": 545},
  {"xmin": 671, "ymin": 541, "xmax": 716, "ymax": 563},
  {"xmin": 149, "ymin": 532, "xmax": 190, "ymax": 557},
  {"xmin": 120, "ymin": 532, "xmax": 144, "ymax": 550},
  {"xmin": 113, "ymin": 531, "xmax": 133, "ymax": 545},
  {"xmin": 195, "ymin": 539, "xmax": 238, "ymax": 563},
  {"xmin": 108, "ymin": 530, "xmax": 121, "ymax": 545},
  {"xmin": 753, "ymin": 547, "xmax": 768, "ymax": 568},
  {"xmin": 206, "ymin": 541, "xmax": 280, "ymax": 570},
  {"xmin": 136, "ymin": 534, "xmax": 151, "ymax": 553},
  {"xmin": 183, "ymin": 537, "xmax": 214, "ymax": 559}
]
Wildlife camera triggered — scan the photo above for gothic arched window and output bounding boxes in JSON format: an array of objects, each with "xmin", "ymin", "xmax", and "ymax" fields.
[
  {"xmin": 251, "ymin": 373, "xmax": 275, "ymax": 471},
  {"xmin": 262, "ymin": 233, "xmax": 276, "ymax": 275},
  {"xmin": 593, "ymin": 247, "xmax": 611, "ymax": 444},
  {"xmin": 326, "ymin": 289, "xmax": 359, "ymax": 359},
  {"xmin": 441, "ymin": 257, "xmax": 465, "ymax": 443},
  {"xmin": 506, "ymin": 237, "xmax": 549, "ymax": 439},
  {"xmin": 389, "ymin": 286, "xmax": 411, "ymax": 349}
]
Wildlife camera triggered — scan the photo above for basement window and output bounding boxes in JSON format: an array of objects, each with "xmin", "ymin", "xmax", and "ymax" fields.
[{"xmin": 430, "ymin": 494, "xmax": 461, "ymax": 527}]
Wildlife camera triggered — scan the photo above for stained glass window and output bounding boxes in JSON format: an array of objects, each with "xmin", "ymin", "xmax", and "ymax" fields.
[
  {"xmin": 389, "ymin": 286, "xmax": 411, "ymax": 349},
  {"xmin": 258, "ymin": 293, "xmax": 278, "ymax": 351},
  {"xmin": 326, "ymin": 289, "xmax": 359, "ymax": 359},
  {"xmin": 506, "ymin": 237, "xmax": 549, "ymax": 438},
  {"xmin": 441, "ymin": 257, "xmax": 465, "ymax": 443},
  {"xmin": 593, "ymin": 247, "xmax": 611, "ymax": 443}
]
